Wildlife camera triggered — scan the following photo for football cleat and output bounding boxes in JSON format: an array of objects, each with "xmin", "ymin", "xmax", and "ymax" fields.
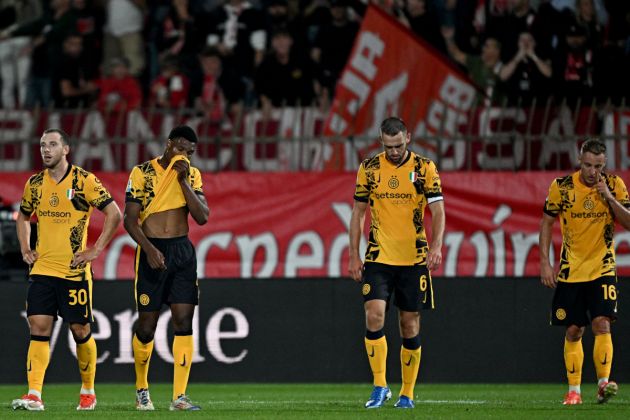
[
  {"xmin": 11, "ymin": 394, "xmax": 45, "ymax": 411},
  {"xmin": 597, "ymin": 381, "xmax": 618, "ymax": 404},
  {"xmin": 364, "ymin": 386, "xmax": 392, "ymax": 409},
  {"xmin": 136, "ymin": 388, "xmax": 155, "ymax": 411},
  {"xmin": 394, "ymin": 395, "xmax": 415, "ymax": 408},
  {"xmin": 170, "ymin": 394, "xmax": 201, "ymax": 411},
  {"xmin": 563, "ymin": 390, "xmax": 582, "ymax": 405},
  {"xmin": 76, "ymin": 393, "xmax": 97, "ymax": 410}
]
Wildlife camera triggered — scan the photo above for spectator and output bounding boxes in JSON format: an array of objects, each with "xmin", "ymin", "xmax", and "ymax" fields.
[
  {"xmin": 72, "ymin": 0, "xmax": 104, "ymax": 80},
  {"xmin": 311, "ymin": 0, "xmax": 358, "ymax": 106},
  {"xmin": 149, "ymin": 54, "xmax": 190, "ymax": 108},
  {"xmin": 0, "ymin": 0, "xmax": 42, "ymax": 108},
  {"xmin": 404, "ymin": 0, "xmax": 447, "ymax": 55},
  {"xmin": 103, "ymin": 0, "xmax": 146, "ymax": 77},
  {"xmin": 1, "ymin": 0, "xmax": 77, "ymax": 108},
  {"xmin": 443, "ymin": 26, "xmax": 506, "ymax": 105},
  {"xmin": 97, "ymin": 57, "xmax": 143, "ymax": 112},
  {"xmin": 571, "ymin": 0, "xmax": 603, "ymax": 49},
  {"xmin": 54, "ymin": 33, "xmax": 99, "ymax": 108},
  {"xmin": 192, "ymin": 47, "xmax": 228, "ymax": 122},
  {"xmin": 264, "ymin": 0, "xmax": 305, "ymax": 49},
  {"xmin": 255, "ymin": 30, "xmax": 316, "ymax": 115},
  {"xmin": 499, "ymin": 31, "xmax": 552, "ymax": 105},
  {"xmin": 199, "ymin": 0, "xmax": 267, "ymax": 104},
  {"xmin": 553, "ymin": 23, "xmax": 595, "ymax": 104}
]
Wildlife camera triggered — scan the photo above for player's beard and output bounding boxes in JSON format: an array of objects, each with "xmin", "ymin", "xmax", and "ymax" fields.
[{"xmin": 42, "ymin": 154, "xmax": 62, "ymax": 169}]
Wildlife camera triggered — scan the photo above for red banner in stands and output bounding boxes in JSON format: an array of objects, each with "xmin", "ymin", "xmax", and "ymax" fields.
[
  {"xmin": 323, "ymin": 5, "xmax": 476, "ymax": 163},
  {"xmin": 3, "ymin": 171, "xmax": 630, "ymax": 279}
]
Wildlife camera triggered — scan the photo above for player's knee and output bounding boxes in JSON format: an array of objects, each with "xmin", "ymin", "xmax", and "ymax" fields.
[
  {"xmin": 591, "ymin": 316, "xmax": 611, "ymax": 335},
  {"xmin": 565, "ymin": 325, "xmax": 584, "ymax": 341},
  {"xmin": 171, "ymin": 316, "xmax": 193, "ymax": 333},
  {"xmin": 69, "ymin": 323, "xmax": 91, "ymax": 342},
  {"xmin": 135, "ymin": 327, "xmax": 155, "ymax": 344},
  {"xmin": 366, "ymin": 311, "xmax": 385, "ymax": 330}
]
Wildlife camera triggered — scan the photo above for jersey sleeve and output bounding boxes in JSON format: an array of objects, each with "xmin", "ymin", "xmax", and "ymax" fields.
[
  {"xmin": 611, "ymin": 175, "xmax": 630, "ymax": 208},
  {"xmin": 353, "ymin": 162, "xmax": 369, "ymax": 202},
  {"xmin": 85, "ymin": 173, "xmax": 114, "ymax": 211},
  {"xmin": 544, "ymin": 179, "xmax": 562, "ymax": 216},
  {"xmin": 189, "ymin": 167, "xmax": 204, "ymax": 195},
  {"xmin": 19, "ymin": 178, "xmax": 35, "ymax": 216},
  {"xmin": 125, "ymin": 166, "xmax": 145, "ymax": 204},
  {"xmin": 423, "ymin": 160, "xmax": 443, "ymax": 203}
]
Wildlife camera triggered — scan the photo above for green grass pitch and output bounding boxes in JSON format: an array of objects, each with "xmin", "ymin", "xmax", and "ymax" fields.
[{"xmin": 2, "ymin": 383, "xmax": 629, "ymax": 419}]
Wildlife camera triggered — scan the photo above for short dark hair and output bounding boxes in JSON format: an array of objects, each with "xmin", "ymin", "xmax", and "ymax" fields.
[
  {"xmin": 380, "ymin": 117, "xmax": 407, "ymax": 137},
  {"xmin": 580, "ymin": 138, "xmax": 606, "ymax": 156},
  {"xmin": 168, "ymin": 125, "xmax": 198, "ymax": 143},
  {"xmin": 43, "ymin": 128, "xmax": 70, "ymax": 146}
]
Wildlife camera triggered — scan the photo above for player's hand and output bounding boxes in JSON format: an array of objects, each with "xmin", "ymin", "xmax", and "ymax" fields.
[
  {"xmin": 145, "ymin": 246, "xmax": 167, "ymax": 271},
  {"xmin": 21, "ymin": 249, "xmax": 39, "ymax": 265},
  {"xmin": 596, "ymin": 175, "xmax": 613, "ymax": 202},
  {"xmin": 540, "ymin": 262, "xmax": 557, "ymax": 289},
  {"xmin": 348, "ymin": 255, "xmax": 364, "ymax": 282},
  {"xmin": 172, "ymin": 159, "xmax": 190, "ymax": 182},
  {"xmin": 427, "ymin": 248, "xmax": 442, "ymax": 271},
  {"xmin": 71, "ymin": 247, "xmax": 100, "ymax": 269}
]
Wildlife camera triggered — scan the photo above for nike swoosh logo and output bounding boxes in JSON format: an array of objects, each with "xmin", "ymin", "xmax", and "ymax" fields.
[
  {"xmin": 142, "ymin": 356, "xmax": 149, "ymax": 364},
  {"xmin": 180, "ymin": 355, "xmax": 186, "ymax": 367},
  {"xmin": 569, "ymin": 363, "xmax": 575, "ymax": 374},
  {"xmin": 369, "ymin": 347, "xmax": 375, "ymax": 358},
  {"xmin": 27, "ymin": 360, "xmax": 32, "ymax": 372},
  {"xmin": 404, "ymin": 356, "xmax": 413, "ymax": 366},
  {"xmin": 602, "ymin": 354, "xmax": 608, "ymax": 365},
  {"xmin": 81, "ymin": 362, "xmax": 90, "ymax": 372}
]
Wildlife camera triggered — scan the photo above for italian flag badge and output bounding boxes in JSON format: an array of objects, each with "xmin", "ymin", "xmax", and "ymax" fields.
[
  {"xmin": 409, "ymin": 172, "xmax": 418, "ymax": 182},
  {"xmin": 66, "ymin": 189, "xmax": 75, "ymax": 199}
]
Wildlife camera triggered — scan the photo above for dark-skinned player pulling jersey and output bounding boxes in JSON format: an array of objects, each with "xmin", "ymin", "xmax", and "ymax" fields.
[
  {"xmin": 19, "ymin": 165, "xmax": 114, "ymax": 281},
  {"xmin": 354, "ymin": 151, "xmax": 443, "ymax": 266},
  {"xmin": 544, "ymin": 171, "xmax": 630, "ymax": 283}
]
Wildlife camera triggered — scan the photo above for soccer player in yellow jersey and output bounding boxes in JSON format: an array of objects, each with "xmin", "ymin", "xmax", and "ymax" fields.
[
  {"xmin": 124, "ymin": 125, "xmax": 209, "ymax": 411},
  {"xmin": 540, "ymin": 138, "xmax": 630, "ymax": 405},
  {"xmin": 11, "ymin": 129, "xmax": 122, "ymax": 411},
  {"xmin": 349, "ymin": 117, "xmax": 445, "ymax": 409}
]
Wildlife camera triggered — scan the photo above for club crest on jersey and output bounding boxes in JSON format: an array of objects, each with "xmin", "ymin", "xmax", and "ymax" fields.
[
  {"xmin": 66, "ymin": 189, "xmax": 75, "ymax": 200},
  {"xmin": 49, "ymin": 193, "xmax": 59, "ymax": 207},
  {"xmin": 409, "ymin": 172, "xmax": 418, "ymax": 183}
]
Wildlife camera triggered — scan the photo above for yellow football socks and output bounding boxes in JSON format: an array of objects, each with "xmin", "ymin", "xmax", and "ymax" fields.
[
  {"xmin": 76, "ymin": 335, "xmax": 97, "ymax": 391},
  {"xmin": 133, "ymin": 334, "xmax": 154, "ymax": 390},
  {"xmin": 564, "ymin": 338, "xmax": 583, "ymax": 387},
  {"xmin": 365, "ymin": 336, "xmax": 388, "ymax": 387},
  {"xmin": 172, "ymin": 334, "xmax": 194, "ymax": 400},
  {"xmin": 593, "ymin": 333, "xmax": 613, "ymax": 380},
  {"xmin": 27, "ymin": 337, "xmax": 50, "ymax": 394},
  {"xmin": 400, "ymin": 345, "xmax": 422, "ymax": 398}
]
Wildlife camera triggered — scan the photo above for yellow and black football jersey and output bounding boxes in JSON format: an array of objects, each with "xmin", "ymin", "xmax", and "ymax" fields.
[
  {"xmin": 125, "ymin": 157, "xmax": 203, "ymax": 223},
  {"xmin": 354, "ymin": 151, "xmax": 443, "ymax": 266},
  {"xmin": 19, "ymin": 165, "xmax": 114, "ymax": 281},
  {"xmin": 544, "ymin": 171, "xmax": 630, "ymax": 283}
]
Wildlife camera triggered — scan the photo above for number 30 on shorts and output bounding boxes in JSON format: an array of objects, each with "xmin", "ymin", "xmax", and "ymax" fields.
[
  {"xmin": 419, "ymin": 275, "xmax": 427, "ymax": 292},
  {"xmin": 68, "ymin": 289, "xmax": 88, "ymax": 306},
  {"xmin": 602, "ymin": 284, "xmax": 617, "ymax": 300}
]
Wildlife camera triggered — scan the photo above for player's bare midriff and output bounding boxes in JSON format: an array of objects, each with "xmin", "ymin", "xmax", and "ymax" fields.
[{"xmin": 142, "ymin": 207, "xmax": 189, "ymax": 238}]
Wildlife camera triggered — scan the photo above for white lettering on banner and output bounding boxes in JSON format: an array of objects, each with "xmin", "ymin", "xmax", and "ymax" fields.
[
  {"xmin": 236, "ymin": 233, "xmax": 278, "ymax": 278},
  {"xmin": 205, "ymin": 308, "xmax": 249, "ymax": 364},
  {"xmin": 104, "ymin": 234, "xmax": 137, "ymax": 280},
  {"xmin": 74, "ymin": 111, "xmax": 116, "ymax": 171},
  {"xmin": 186, "ymin": 116, "xmax": 232, "ymax": 171},
  {"xmin": 68, "ymin": 309, "xmax": 111, "ymax": 362},
  {"xmin": 285, "ymin": 232, "xmax": 324, "ymax": 276},
  {"xmin": 414, "ymin": 75, "xmax": 474, "ymax": 170},
  {"xmin": 0, "ymin": 110, "xmax": 34, "ymax": 171},
  {"xmin": 329, "ymin": 31, "xmax": 385, "ymax": 134},
  {"xmin": 538, "ymin": 106, "xmax": 579, "ymax": 169},
  {"xmin": 367, "ymin": 72, "xmax": 409, "ymax": 137},
  {"xmin": 113, "ymin": 309, "xmax": 137, "ymax": 363},
  {"xmin": 476, "ymin": 108, "xmax": 526, "ymax": 170},
  {"xmin": 603, "ymin": 112, "xmax": 630, "ymax": 170},
  {"xmin": 328, "ymin": 202, "xmax": 367, "ymax": 276},
  {"xmin": 197, "ymin": 233, "xmax": 233, "ymax": 279}
]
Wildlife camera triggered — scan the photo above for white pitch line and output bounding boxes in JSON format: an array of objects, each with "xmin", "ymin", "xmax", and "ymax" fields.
[{"xmin": 200, "ymin": 399, "xmax": 488, "ymax": 405}]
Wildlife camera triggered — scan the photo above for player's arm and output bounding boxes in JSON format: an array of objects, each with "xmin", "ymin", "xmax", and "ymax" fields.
[
  {"xmin": 172, "ymin": 160, "xmax": 209, "ymax": 225},
  {"xmin": 71, "ymin": 201, "xmax": 122, "ymax": 268},
  {"xmin": 16, "ymin": 211, "xmax": 38, "ymax": 264},
  {"xmin": 123, "ymin": 201, "xmax": 167, "ymax": 270},
  {"xmin": 427, "ymin": 200, "xmax": 445, "ymax": 271},
  {"xmin": 349, "ymin": 200, "xmax": 367, "ymax": 282},
  {"xmin": 539, "ymin": 213, "xmax": 557, "ymax": 289}
]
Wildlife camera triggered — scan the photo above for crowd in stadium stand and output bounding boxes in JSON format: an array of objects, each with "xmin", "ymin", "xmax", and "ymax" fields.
[{"xmin": 0, "ymin": 0, "xmax": 628, "ymax": 119}]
